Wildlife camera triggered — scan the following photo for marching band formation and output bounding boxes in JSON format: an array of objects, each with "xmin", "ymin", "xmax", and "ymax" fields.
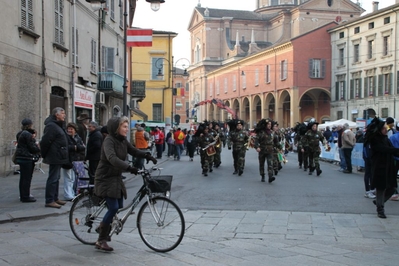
[{"xmin": 191, "ymin": 117, "xmax": 329, "ymax": 181}]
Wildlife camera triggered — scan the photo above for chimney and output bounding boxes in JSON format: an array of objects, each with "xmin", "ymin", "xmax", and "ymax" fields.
[{"xmin": 372, "ymin": 1, "xmax": 379, "ymax": 12}]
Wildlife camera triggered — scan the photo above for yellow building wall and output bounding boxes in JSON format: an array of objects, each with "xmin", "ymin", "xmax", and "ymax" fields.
[{"xmin": 131, "ymin": 33, "xmax": 175, "ymax": 122}]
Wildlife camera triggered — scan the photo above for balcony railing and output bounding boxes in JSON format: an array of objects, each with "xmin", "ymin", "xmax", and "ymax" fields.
[{"xmin": 98, "ymin": 72, "xmax": 124, "ymax": 95}]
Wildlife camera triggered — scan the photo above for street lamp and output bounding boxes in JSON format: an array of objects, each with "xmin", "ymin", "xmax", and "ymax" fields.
[
  {"xmin": 86, "ymin": 0, "xmax": 165, "ymax": 117},
  {"xmin": 155, "ymin": 57, "xmax": 190, "ymax": 126}
]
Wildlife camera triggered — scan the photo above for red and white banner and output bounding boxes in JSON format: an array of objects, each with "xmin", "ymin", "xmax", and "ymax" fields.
[{"xmin": 127, "ymin": 29, "xmax": 153, "ymax": 47}]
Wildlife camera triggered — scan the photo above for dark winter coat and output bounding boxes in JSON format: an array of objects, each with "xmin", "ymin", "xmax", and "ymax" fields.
[
  {"xmin": 85, "ymin": 129, "xmax": 103, "ymax": 161},
  {"xmin": 40, "ymin": 115, "xmax": 69, "ymax": 165},
  {"xmin": 369, "ymin": 134, "xmax": 399, "ymax": 190},
  {"xmin": 94, "ymin": 117, "xmax": 148, "ymax": 199},
  {"xmin": 15, "ymin": 129, "xmax": 41, "ymax": 161},
  {"xmin": 67, "ymin": 134, "xmax": 86, "ymax": 162}
]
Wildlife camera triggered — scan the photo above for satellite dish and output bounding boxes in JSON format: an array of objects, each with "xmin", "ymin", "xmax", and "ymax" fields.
[{"xmin": 336, "ymin": 16, "xmax": 342, "ymax": 22}]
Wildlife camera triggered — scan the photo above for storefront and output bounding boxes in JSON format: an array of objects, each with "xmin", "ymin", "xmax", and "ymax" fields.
[{"xmin": 74, "ymin": 85, "xmax": 95, "ymax": 122}]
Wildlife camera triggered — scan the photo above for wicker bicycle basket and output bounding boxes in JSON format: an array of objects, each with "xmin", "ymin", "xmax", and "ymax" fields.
[{"xmin": 148, "ymin": 175, "xmax": 173, "ymax": 193}]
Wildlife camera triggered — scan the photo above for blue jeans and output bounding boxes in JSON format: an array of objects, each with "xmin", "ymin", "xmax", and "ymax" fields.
[
  {"xmin": 45, "ymin": 164, "xmax": 62, "ymax": 204},
  {"xmin": 338, "ymin": 148, "xmax": 347, "ymax": 170},
  {"xmin": 102, "ymin": 197, "xmax": 123, "ymax": 225},
  {"xmin": 174, "ymin": 144, "xmax": 184, "ymax": 160}
]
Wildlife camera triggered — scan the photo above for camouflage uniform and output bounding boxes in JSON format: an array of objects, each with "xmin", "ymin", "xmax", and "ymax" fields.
[
  {"xmin": 197, "ymin": 133, "xmax": 215, "ymax": 176},
  {"xmin": 254, "ymin": 129, "xmax": 279, "ymax": 182},
  {"xmin": 213, "ymin": 128, "xmax": 225, "ymax": 168},
  {"xmin": 228, "ymin": 128, "xmax": 248, "ymax": 175},
  {"xmin": 272, "ymin": 129, "xmax": 283, "ymax": 175},
  {"xmin": 294, "ymin": 133, "xmax": 304, "ymax": 168},
  {"xmin": 303, "ymin": 128, "xmax": 325, "ymax": 176}
]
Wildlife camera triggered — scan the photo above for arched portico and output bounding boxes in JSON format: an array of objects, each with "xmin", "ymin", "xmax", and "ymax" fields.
[{"xmin": 299, "ymin": 88, "xmax": 331, "ymax": 123}]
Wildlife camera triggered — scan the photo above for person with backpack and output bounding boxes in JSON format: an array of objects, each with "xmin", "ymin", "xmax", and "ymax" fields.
[{"xmin": 173, "ymin": 128, "xmax": 185, "ymax": 161}]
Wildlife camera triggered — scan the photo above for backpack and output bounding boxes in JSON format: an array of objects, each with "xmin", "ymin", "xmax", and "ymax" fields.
[{"xmin": 178, "ymin": 131, "xmax": 184, "ymax": 140}]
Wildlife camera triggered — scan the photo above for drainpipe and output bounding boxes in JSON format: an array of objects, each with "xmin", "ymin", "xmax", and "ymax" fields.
[
  {"xmin": 39, "ymin": 0, "xmax": 47, "ymax": 138},
  {"xmin": 71, "ymin": 0, "xmax": 77, "ymax": 121}
]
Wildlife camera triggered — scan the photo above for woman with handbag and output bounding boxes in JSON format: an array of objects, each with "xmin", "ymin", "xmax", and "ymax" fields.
[{"xmin": 15, "ymin": 119, "xmax": 41, "ymax": 203}]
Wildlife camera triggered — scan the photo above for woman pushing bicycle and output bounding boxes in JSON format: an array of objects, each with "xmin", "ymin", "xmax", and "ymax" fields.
[{"xmin": 94, "ymin": 116, "xmax": 157, "ymax": 251}]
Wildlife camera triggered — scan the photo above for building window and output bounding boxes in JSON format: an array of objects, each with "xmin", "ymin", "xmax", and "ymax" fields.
[
  {"xmin": 337, "ymin": 111, "xmax": 343, "ymax": 119},
  {"xmin": 54, "ymin": 0, "xmax": 64, "ymax": 45},
  {"xmin": 152, "ymin": 103, "xmax": 162, "ymax": 121},
  {"xmin": 335, "ymin": 77, "xmax": 346, "ymax": 101},
  {"xmin": 339, "ymin": 81, "xmax": 345, "ymax": 100},
  {"xmin": 367, "ymin": 40, "xmax": 374, "ymax": 59},
  {"xmin": 216, "ymin": 80, "xmax": 220, "ymax": 95},
  {"xmin": 209, "ymin": 83, "xmax": 213, "ymax": 97},
  {"xmin": 339, "ymin": 48, "xmax": 344, "ymax": 66},
  {"xmin": 91, "ymin": 39, "xmax": 97, "ymax": 73},
  {"xmin": 255, "ymin": 69, "xmax": 259, "ymax": 86},
  {"xmin": 354, "ymin": 27, "xmax": 360, "ymax": 34},
  {"xmin": 265, "ymin": 65, "xmax": 271, "ymax": 83},
  {"xmin": 110, "ymin": 0, "xmax": 115, "ymax": 20},
  {"xmin": 383, "ymin": 36, "xmax": 390, "ymax": 56},
  {"xmin": 233, "ymin": 75, "xmax": 237, "ymax": 91},
  {"xmin": 384, "ymin": 17, "xmax": 390, "ymax": 24},
  {"xmin": 72, "ymin": 27, "xmax": 79, "ymax": 66},
  {"xmin": 381, "ymin": 73, "xmax": 392, "ymax": 95},
  {"xmin": 101, "ymin": 46, "xmax": 114, "ymax": 72},
  {"xmin": 350, "ymin": 78, "xmax": 361, "ymax": 99},
  {"xmin": 280, "ymin": 60, "xmax": 287, "ymax": 80},
  {"xmin": 242, "ymin": 75, "xmax": 247, "ymax": 89},
  {"xmin": 364, "ymin": 76, "xmax": 376, "ymax": 96},
  {"xmin": 309, "ymin": 59, "xmax": 325, "ymax": 78},
  {"xmin": 353, "ymin": 44, "xmax": 360, "ymax": 63},
  {"xmin": 21, "ymin": 0, "xmax": 34, "ymax": 30},
  {"xmin": 224, "ymin": 78, "xmax": 228, "ymax": 93},
  {"xmin": 119, "ymin": 2, "xmax": 123, "ymax": 27},
  {"xmin": 339, "ymin": 32, "xmax": 344, "ymax": 39},
  {"xmin": 195, "ymin": 44, "xmax": 201, "ymax": 63},
  {"xmin": 368, "ymin": 22, "xmax": 374, "ymax": 29},
  {"xmin": 381, "ymin": 108, "xmax": 388, "ymax": 118}
]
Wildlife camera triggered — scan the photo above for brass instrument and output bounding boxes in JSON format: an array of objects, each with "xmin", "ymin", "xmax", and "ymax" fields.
[
  {"xmin": 215, "ymin": 134, "xmax": 222, "ymax": 148},
  {"xmin": 323, "ymin": 141, "xmax": 331, "ymax": 152},
  {"xmin": 244, "ymin": 134, "xmax": 255, "ymax": 150}
]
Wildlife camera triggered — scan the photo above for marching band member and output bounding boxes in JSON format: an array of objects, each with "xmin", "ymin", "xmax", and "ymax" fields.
[
  {"xmin": 212, "ymin": 122, "xmax": 224, "ymax": 168},
  {"xmin": 196, "ymin": 123, "xmax": 215, "ymax": 176},
  {"xmin": 227, "ymin": 120, "xmax": 248, "ymax": 176},
  {"xmin": 301, "ymin": 119, "xmax": 326, "ymax": 176},
  {"xmin": 254, "ymin": 119, "xmax": 279, "ymax": 183}
]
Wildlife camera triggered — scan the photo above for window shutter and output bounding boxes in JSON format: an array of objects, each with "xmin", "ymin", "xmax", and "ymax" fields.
[
  {"xmin": 335, "ymin": 82, "xmax": 339, "ymax": 101},
  {"xmin": 342, "ymin": 81, "xmax": 346, "ymax": 100},
  {"xmin": 284, "ymin": 60, "xmax": 287, "ymax": 79},
  {"xmin": 359, "ymin": 79, "xmax": 362, "ymax": 98},
  {"xmin": 101, "ymin": 46, "xmax": 106, "ymax": 72},
  {"xmin": 321, "ymin": 59, "xmax": 326, "ymax": 78},
  {"xmin": 397, "ymin": 71, "xmax": 399, "ymax": 94},
  {"xmin": 350, "ymin": 79, "xmax": 354, "ymax": 99},
  {"xmin": 308, "ymin": 59, "xmax": 313, "ymax": 78},
  {"xmin": 388, "ymin": 73, "xmax": 393, "ymax": 95},
  {"xmin": 364, "ymin": 77, "xmax": 368, "ymax": 97},
  {"xmin": 372, "ymin": 76, "xmax": 376, "ymax": 96},
  {"xmin": 91, "ymin": 39, "xmax": 97, "ymax": 72},
  {"xmin": 106, "ymin": 47, "xmax": 114, "ymax": 72},
  {"xmin": 378, "ymin": 74, "xmax": 383, "ymax": 96}
]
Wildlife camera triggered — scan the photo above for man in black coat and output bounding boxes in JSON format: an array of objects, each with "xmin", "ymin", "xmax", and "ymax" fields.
[
  {"xmin": 86, "ymin": 121, "xmax": 103, "ymax": 184},
  {"xmin": 40, "ymin": 107, "xmax": 70, "ymax": 208}
]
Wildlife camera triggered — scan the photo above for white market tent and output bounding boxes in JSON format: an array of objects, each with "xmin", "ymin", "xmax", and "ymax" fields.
[{"xmin": 318, "ymin": 119, "xmax": 357, "ymax": 130}]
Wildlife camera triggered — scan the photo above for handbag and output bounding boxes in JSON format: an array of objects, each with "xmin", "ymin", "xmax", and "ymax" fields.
[{"xmin": 12, "ymin": 151, "xmax": 17, "ymax": 164}]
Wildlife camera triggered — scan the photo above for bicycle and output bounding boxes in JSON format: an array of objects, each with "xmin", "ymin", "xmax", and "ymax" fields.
[{"xmin": 69, "ymin": 166, "xmax": 185, "ymax": 252}]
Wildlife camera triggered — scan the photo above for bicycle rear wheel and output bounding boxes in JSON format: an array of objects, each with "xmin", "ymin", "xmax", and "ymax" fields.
[
  {"xmin": 137, "ymin": 196, "xmax": 185, "ymax": 252},
  {"xmin": 69, "ymin": 191, "xmax": 106, "ymax": 245}
]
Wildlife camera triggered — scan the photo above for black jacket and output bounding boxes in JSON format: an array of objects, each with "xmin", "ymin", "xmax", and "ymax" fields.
[
  {"xmin": 40, "ymin": 115, "xmax": 69, "ymax": 165},
  {"xmin": 68, "ymin": 134, "xmax": 86, "ymax": 161},
  {"xmin": 15, "ymin": 129, "xmax": 41, "ymax": 161},
  {"xmin": 86, "ymin": 129, "xmax": 103, "ymax": 161}
]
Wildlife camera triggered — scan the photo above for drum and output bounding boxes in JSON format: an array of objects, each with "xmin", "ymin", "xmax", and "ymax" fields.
[{"xmin": 206, "ymin": 145, "xmax": 216, "ymax": 156}]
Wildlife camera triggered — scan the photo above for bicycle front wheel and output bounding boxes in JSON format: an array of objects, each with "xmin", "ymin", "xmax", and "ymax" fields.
[
  {"xmin": 69, "ymin": 191, "xmax": 106, "ymax": 245},
  {"xmin": 137, "ymin": 196, "xmax": 185, "ymax": 252}
]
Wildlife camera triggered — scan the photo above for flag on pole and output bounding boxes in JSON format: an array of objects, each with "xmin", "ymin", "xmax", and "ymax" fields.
[{"xmin": 127, "ymin": 29, "xmax": 153, "ymax": 47}]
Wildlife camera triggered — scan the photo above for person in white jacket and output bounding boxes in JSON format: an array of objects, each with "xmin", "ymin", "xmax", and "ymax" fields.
[{"xmin": 342, "ymin": 123, "xmax": 356, "ymax": 173}]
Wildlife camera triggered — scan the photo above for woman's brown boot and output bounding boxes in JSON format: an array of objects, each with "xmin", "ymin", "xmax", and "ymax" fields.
[{"xmin": 95, "ymin": 222, "xmax": 114, "ymax": 252}]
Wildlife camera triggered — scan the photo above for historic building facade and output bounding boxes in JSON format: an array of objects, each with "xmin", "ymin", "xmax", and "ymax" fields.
[
  {"xmin": 186, "ymin": 0, "xmax": 364, "ymax": 127},
  {"xmin": 329, "ymin": 2, "xmax": 399, "ymax": 121}
]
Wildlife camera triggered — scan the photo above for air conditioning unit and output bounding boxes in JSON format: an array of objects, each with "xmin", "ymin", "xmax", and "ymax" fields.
[{"xmin": 96, "ymin": 92, "xmax": 105, "ymax": 104}]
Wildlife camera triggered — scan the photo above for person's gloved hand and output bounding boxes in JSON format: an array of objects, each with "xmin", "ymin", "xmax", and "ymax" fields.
[
  {"xmin": 127, "ymin": 166, "xmax": 138, "ymax": 175},
  {"xmin": 145, "ymin": 153, "xmax": 157, "ymax": 164}
]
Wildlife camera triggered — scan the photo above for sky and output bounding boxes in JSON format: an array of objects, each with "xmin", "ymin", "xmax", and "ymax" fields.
[{"xmin": 133, "ymin": 0, "xmax": 396, "ymax": 65}]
